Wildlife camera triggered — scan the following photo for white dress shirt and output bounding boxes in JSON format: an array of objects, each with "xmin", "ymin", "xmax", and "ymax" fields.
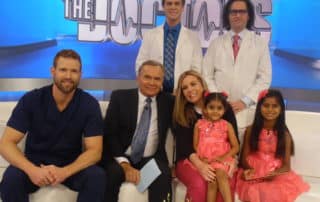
[{"xmin": 115, "ymin": 91, "xmax": 159, "ymax": 164}]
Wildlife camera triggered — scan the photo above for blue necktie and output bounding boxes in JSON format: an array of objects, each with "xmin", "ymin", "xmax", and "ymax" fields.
[
  {"xmin": 130, "ymin": 97, "xmax": 152, "ymax": 164},
  {"xmin": 163, "ymin": 30, "xmax": 175, "ymax": 93}
]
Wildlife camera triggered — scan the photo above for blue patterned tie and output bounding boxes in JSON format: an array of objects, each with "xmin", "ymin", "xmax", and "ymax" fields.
[
  {"xmin": 130, "ymin": 97, "xmax": 152, "ymax": 164},
  {"xmin": 163, "ymin": 30, "xmax": 175, "ymax": 93}
]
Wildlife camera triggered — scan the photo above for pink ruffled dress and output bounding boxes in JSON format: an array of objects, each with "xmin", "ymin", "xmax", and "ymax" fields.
[
  {"xmin": 196, "ymin": 119, "xmax": 236, "ymax": 175},
  {"xmin": 236, "ymin": 129, "xmax": 310, "ymax": 202}
]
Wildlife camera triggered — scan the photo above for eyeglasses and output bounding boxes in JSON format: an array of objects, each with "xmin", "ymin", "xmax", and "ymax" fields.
[{"xmin": 229, "ymin": 9, "xmax": 248, "ymax": 15}]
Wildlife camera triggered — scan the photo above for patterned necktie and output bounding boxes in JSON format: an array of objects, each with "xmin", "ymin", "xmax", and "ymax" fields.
[
  {"xmin": 233, "ymin": 34, "xmax": 240, "ymax": 60},
  {"xmin": 130, "ymin": 97, "xmax": 152, "ymax": 164},
  {"xmin": 163, "ymin": 30, "xmax": 175, "ymax": 93}
]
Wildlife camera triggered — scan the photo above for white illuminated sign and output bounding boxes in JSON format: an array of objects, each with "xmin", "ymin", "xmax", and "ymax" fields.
[{"xmin": 65, "ymin": 0, "xmax": 272, "ymax": 47}]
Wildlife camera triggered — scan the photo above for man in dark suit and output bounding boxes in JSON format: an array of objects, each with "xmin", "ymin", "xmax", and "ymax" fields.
[{"xmin": 101, "ymin": 60, "xmax": 174, "ymax": 202}]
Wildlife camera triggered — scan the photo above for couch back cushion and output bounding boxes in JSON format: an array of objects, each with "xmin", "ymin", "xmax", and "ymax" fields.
[
  {"xmin": 0, "ymin": 102, "xmax": 18, "ymax": 167},
  {"xmin": 286, "ymin": 110, "xmax": 320, "ymax": 177}
]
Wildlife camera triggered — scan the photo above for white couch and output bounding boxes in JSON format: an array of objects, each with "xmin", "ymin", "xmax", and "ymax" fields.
[{"xmin": 0, "ymin": 101, "xmax": 320, "ymax": 202}]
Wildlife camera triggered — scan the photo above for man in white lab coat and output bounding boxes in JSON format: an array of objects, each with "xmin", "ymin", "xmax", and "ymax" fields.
[
  {"xmin": 203, "ymin": 0, "xmax": 272, "ymax": 142},
  {"xmin": 136, "ymin": 0, "xmax": 202, "ymax": 93}
]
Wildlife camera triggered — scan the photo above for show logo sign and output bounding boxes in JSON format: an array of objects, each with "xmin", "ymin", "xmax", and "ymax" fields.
[{"xmin": 65, "ymin": 0, "xmax": 272, "ymax": 47}]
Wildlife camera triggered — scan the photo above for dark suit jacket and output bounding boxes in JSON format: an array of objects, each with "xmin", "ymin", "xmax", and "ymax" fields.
[{"xmin": 101, "ymin": 88, "xmax": 174, "ymax": 166}]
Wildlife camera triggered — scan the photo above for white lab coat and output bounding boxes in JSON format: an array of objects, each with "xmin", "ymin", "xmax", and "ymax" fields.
[
  {"xmin": 203, "ymin": 29, "xmax": 272, "ymax": 128},
  {"xmin": 136, "ymin": 25, "xmax": 203, "ymax": 89}
]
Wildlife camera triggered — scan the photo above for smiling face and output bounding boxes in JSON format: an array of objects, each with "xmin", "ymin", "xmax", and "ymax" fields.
[
  {"xmin": 51, "ymin": 57, "xmax": 81, "ymax": 95},
  {"xmin": 228, "ymin": 1, "xmax": 249, "ymax": 33},
  {"xmin": 163, "ymin": 0, "xmax": 184, "ymax": 26},
  {"xmin": 260, "ymin": 97, "xmax": 281, "ymax": 122},
  {"xmin": 204, "ymin": 100, "xmax": 225, "ymax": 122},
  {"xmin": 137, "ymin": 64, "xmax": 164, "ymax": 97},
  {"xmin": 181, "ymin": 75, "xmax": 204, "ymax": 107}
]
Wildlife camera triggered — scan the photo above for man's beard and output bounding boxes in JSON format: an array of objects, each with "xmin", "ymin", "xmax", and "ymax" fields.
[{"xmin": 54, "ymin": 79, "xmax": 78, "ymax": 94}]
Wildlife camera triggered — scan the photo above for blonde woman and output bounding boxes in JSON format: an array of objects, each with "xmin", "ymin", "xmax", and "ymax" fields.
[
  {"xmin": 173, "ymin": 70, "xmax": 238, "ymax": 202},
  {"xmin": 173, "ymin": 70, "xmax": 212, "ymax": 202}
]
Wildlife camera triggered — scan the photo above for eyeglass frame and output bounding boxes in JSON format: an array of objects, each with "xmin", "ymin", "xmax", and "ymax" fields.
[{"xmin": 229, "ymin": 9, "xmax": 248, "ymax": 15}]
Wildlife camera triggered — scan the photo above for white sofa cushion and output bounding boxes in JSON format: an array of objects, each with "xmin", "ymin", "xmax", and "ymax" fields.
[
  {"xmin": 118, "ymin": 182, "xmax": 148, "ymax": 202},
  {"xmin": 29, "ymin": 185, "xmax": 78, "ymax": 202},
  {"xmin": 286, "ymin": 110, "xmax": 320, "ymax": 177}
]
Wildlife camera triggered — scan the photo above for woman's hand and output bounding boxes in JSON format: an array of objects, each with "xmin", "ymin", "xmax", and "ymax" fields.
[
  {"xmin": 189, "ymin": 153, "xmax": 216, "ymax": 182},
  {"xmin": 198, "ymin": 161, "xmax": 216, "ymax": 182}
]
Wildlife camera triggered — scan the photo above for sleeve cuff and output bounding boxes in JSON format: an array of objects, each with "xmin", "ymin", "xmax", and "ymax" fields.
[
  {"xmin": 115, "ymin": 157, "xmax": 130, "ymax": 164},
  {"xmin": 241, "ymin": 96, "xmax": 254, "ymax": 107}
]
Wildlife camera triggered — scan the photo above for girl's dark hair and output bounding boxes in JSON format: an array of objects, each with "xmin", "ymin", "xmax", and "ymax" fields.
[
  {"xmin": 222, "ymin": 0, "xmax": 255, "ymax": 30},
  {"xmin": 250, "ymin": 89, "xmax": 294, "ymax": 158},
  {"xmin": 204, "ymin": 92, "xmax": 239, "ymax": 143}
]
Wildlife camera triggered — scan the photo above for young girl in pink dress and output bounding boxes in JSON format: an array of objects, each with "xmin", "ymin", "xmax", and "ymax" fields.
[
  {"xmin": 236, "ymin": 89, "xmax": 310, "ymax": 202},
  {"xmin": 193, "ymin": 92, "xmax": 240, "ymax": 202}
]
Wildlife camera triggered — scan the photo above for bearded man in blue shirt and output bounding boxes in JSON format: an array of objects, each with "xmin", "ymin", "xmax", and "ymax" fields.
[{"xmin": 0, "ymin": 49, "xmax": 105, "ymax": 202}]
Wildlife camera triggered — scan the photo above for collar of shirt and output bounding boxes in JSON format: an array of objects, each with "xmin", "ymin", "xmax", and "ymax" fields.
[
  {"xmin": 138, "ymin": 90, "xmax": 156, "ymax": 105},
  {"xmin": 230, "ymin": 28, "xmax": 247, "ymax": 44},
  {"xmin": 194, "ymin": 105, "xmax": 203, "ymax": 115},
  {"xmin": 164, "ymin": 22, "xmax": 181, "ymax": 33},
  {"xmin": 164, "ymin": 22, "xmax": 181, "ymax": 41}
]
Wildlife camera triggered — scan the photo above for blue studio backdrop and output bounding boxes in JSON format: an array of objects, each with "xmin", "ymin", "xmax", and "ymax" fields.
[{"xmin": 0, "ymin": 0, "xmax": 319, "ymax": 95}]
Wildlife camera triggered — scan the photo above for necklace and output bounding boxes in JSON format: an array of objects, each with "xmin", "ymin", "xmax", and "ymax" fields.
[
  {"xmin": 267, "ymin": 130, "xmax": 272, "ymax": 136},
  {"xmin": 264, "ymin": 128, "xmax": 274, "ymax": 136},
  {"xmin": 204, "ymin": 121, "xmax": 214, "ymax": 137}
]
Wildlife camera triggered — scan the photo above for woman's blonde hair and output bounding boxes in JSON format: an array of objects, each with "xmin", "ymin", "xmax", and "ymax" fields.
[{"xmin": 173, "ymin": 70, "xmax": 208, "ymax": 127}]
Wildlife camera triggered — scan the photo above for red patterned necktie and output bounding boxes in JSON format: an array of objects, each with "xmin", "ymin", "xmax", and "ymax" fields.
[{"xmin": 233, "ymin": 34, "xmax": 240, "ymax": 60}]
